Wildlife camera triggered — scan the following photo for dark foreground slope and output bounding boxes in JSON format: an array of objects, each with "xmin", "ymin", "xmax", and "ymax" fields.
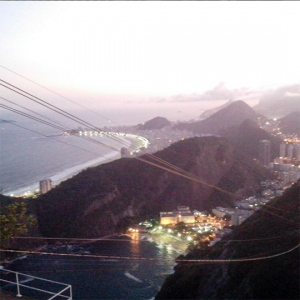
[
  {"xmin": 36, "ymin": 136, "xmax": 270, "ymax": 238},
  {"xmin": 156, "ymin": 181, "xmax": 300, "ymax": 300}
]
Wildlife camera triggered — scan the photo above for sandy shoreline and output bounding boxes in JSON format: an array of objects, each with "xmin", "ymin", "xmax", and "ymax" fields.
[
  {"xmin": 5, "ymin": 135, "xmax": 146, "ymax": 197},
  {"xmin": 4, "ymin": 152, "xmax": 121, "ymax": 197}
]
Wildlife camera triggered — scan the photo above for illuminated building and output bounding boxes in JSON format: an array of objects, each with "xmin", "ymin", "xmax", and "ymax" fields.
[{"xmin": 160, "ymin": 206, "xmax": 195, "ymax": 225}]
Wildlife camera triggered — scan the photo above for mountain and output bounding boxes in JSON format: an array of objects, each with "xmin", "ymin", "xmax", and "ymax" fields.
[
  {"xmin": 254, "ymin": 96, "xmax": 300, "ymax": 119},
  {"xmin": 220, "ymin": 119, "xmax": 281, "ymax": 160},
  {"xmin": 136, "ymin": 116, "xmax": 171, "ymax": 130},
  {"xmin": 277, "ymin": 111, "xmax": 300, "ymax": 135},
  {"xmin": 36, "ymin": 136, "xmax": 271, "ymax": 238},
  {"xmin": 199, "ymin": 99, "xmax": 234, "ymax": 119},
  {"xmin": 156, "ymin": 180, "xmax": 300, "ymax": 300},
  {"xmin": 175, "ymin": 100, "xmax": 261, "ymax": 134}
]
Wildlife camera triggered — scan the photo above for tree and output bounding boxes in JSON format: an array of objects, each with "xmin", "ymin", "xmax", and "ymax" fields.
[
  {"xmin": 0, "ymin": 202, "xmax": 36, "ymax": 248},
  {"xmin": 176, "ymin": 221, "xmax": 187, "ymax": 232}
]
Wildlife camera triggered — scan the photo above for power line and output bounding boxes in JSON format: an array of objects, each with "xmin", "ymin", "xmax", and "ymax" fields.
[
  {"xmin": 11, "ymin": 229, "xmax": 300, "ymax": 243},
  {"xmin": 0, "ymin": 119, "xmax": 108, "ymax": 158},
  {"xmin": 0, "ymin": 97, "xmax": 241, "ymax": 199},
  {"xmin": 0, "ymin": 64, "xmax": 118, "ymax": 125},
  {"xmin": 1, "ymin": 242, "xmax": 299, "ymax": 264},
  {"xmin": 1, "ymin": 78, "xmax": 299, "ymax": 227},
  {"xmin": 1, "ymin": 97, "xmax": 299, "ymax": 227}
]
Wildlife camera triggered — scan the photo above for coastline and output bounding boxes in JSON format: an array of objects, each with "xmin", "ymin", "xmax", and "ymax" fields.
[
  {"xmin": 5, "ymin": 134, "xmax": 146, "ymax": 197},
  {"xmin": 4, "ymin": 151, "xmax": 121, "ymax": 197}
]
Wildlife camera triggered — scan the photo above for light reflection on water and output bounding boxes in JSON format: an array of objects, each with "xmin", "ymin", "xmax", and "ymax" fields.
[{"xmin": 3, "ymin": 236, "xmax": 180, "ymax": 300}]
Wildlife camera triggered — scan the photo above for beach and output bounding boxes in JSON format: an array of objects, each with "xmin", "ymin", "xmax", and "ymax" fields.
[{"xmin": 5, "ymin": 134, "xmax": 146, "ymax": 197}]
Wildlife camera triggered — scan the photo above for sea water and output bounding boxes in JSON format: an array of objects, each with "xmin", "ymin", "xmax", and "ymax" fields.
[
  {"xmin": 0, "ymin": 102, "xmax": 220, "ymax": 299},
  {"xmin": 0, "ymin": 102, "xmax": 212, "ymax": 195},
  {"xmin": 1, "ymin": 236, "xmax": 184, "ymax": 300},
  {"xmin": 0, "ymin": 118, "xmax": 129, "ymax": 195}
]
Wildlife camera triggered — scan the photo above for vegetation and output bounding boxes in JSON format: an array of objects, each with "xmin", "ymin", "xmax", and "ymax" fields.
[
  {"xmin": 156, "ymin": 181, "xmax": 300, "ymax": 299},
  {"xmin": 37, "ymin": 136, "xmax": 271, "ymax": 238},
  {"xmin": 0, "ymin": 202, "xmax": 36, "ymax": 248}
]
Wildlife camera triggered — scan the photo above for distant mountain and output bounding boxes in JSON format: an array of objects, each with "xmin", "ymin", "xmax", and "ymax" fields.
[
  {"xmin": 36, "ymin": 136, "xmax": 271, "ymax": 238},
  {"xmin": 175, "ymin": 100, "xmax": 261, "ymax": 134},
  {"xmin": 220, "ymin": 119, "xmax": 281, "ymax": 160},
  {"xmin": 199, "ymin": 99, "xmax": 234, "ymax": 119},
  {"xmin": 277, "ymin": 111, "xmax": 300, "ymax": 135},
  {"xmin": 136, "ymin": 116, "xmax": 171, "ymax": 130},
  {"xmin": 156, "ymin": 180, "xmax": 300, "ymax": 300},
  {"xmin": 254, "ymin": 96, "xmax": 300, "ymax": 119}
]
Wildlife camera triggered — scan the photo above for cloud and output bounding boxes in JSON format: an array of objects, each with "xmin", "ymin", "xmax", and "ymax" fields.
[
  {"xmin": 259, "ymin": 84, "xmax": 300, "ymax": 105},
  {"xmin": 165, "ymin": 83, "xmax": 252, "ymax": 103}
]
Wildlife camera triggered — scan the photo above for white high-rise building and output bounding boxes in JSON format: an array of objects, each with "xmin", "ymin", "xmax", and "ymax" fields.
[
  {"xmin": 39, "ymin": 179, "xmax": 52, "ymax": 194},
  {"xmin": 259, "ymin": 140, "xmax": 271, "ymax": 167}
]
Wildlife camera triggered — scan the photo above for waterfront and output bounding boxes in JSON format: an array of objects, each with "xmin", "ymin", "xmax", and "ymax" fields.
[
  {"xmin": 1, "ymin": 233, "xmax": 187, "ymax": 300},
  {"xmin": 0, "ymin": 122, "xmax": 145, "ymax": 196}
]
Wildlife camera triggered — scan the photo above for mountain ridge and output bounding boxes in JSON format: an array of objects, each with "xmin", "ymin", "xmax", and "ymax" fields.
[
  {"xmin": 175, "ymin": 100, "xmax": 261, "ymax": 134},
  {"xmin": 36, "ymin": 136, "xmax": 271, "ymax": 238}
]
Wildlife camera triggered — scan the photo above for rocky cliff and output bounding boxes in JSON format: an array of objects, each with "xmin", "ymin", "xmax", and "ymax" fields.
[
  {"xmin": 36, "ymin": 136, "xmax": 271, "ymax": 238},
  {"xmin": 155, "ymin": 181, "xmax": 300, "ymax": 300}
]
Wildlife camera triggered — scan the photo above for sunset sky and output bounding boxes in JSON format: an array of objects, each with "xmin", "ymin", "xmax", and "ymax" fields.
[{"xmin": 1, "ymin": 1, "xmax": 300, "ymax": 115}]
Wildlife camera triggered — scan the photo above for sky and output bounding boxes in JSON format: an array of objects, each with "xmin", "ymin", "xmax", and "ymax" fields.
[{"xmin": 1, "ymin": 1, "xmax": 300, "ymax": 120}]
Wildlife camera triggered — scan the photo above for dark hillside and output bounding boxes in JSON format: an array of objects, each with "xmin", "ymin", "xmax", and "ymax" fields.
[
  {"xmin": 156, "ymin": 181, "xmax": 300, "ymax": 300},
  {"xmin": 278, "ymin": 111, "xmax": 300, "ymax": 135},
  {"xmin": 220, "ymin": 119, "xmax": 281, "ymax": 160},
  {"xmin": 36, "ymin": 136, "xmax": 271, "ymax": 238}
]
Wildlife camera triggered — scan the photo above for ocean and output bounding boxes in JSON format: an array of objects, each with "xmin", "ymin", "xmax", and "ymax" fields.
[
  {"xmin": 0, "ymin": 102, "xmax": 219, "ymax": 299},
  {"xmin": 1, "ymin": 235, "xmax": 185, "ymax": 300},
  {"xmin": 0, "ymin": 102, "xmax": 217, "ymax": 195},
  {"xmin": 0, "ymin": 120, "xmax": 128, "ymax": 195}
]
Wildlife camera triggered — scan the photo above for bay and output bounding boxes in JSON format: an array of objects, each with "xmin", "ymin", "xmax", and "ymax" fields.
[{"xmin": 2, "ymin": 235, "xmax": 185, "ymax": 300}]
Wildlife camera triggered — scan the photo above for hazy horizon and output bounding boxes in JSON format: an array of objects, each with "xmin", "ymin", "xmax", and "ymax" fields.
[{"xmin": 1, "ymin": 2, "xmax": 300, "ymax": 123}]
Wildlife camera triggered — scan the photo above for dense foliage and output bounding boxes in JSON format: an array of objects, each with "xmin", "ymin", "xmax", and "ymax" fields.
[
  {"xmin": 0, "ymin": 201, "xmax": 36, "ymax": 248},
  {"xmin": 36, "ymin": 136, "xmax": 271, "ymax": 238},
  {"xmin": 156, "ymin": 181, "xmax": 300, "ymax": 300}
]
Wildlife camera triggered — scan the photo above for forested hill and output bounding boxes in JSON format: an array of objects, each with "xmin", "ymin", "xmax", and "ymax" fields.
[
  {"xmin": 220, "ymin": 119, "xmax": 281, "ymax": 160},
  {"xmin": 36, "ymin": 136, "xmax": 271, "ymax": 238},
  {"xmin": 156, "ymin": 180, "xmax": 300, "ymax": 300}
]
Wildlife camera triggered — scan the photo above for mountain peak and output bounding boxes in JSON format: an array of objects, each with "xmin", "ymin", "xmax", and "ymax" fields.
[
  {"xmin": 136, "ymin": 116, "xmax": 171, "ymax": 130},
  {"xmin": 175, "ymin": 100, "xmax": 259, "ymax": 134}
]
